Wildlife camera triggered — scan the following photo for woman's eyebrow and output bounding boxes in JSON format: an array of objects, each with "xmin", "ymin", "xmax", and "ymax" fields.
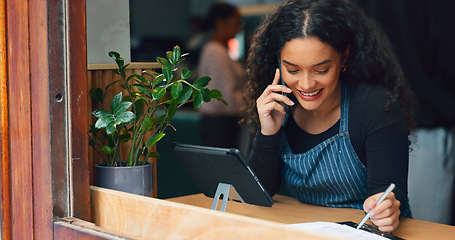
[
  {"xmin": 282, "ymin": 59, "xmax": 298, "ymax": 66},
  {"xmin": 282, "ymin": 59, "xmax": 332, "ymax": 67},
  {"xmin": 313, "ymin": 59, "xmax": 332, "ymax": 67}
]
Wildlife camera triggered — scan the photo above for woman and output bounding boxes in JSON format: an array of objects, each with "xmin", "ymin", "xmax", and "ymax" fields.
[
  {"xmin": 243, "ymin": 0, "xmax": 415, "ymax": 232},
  {"xmin": 197, "ymin": 3, "xmax": 247, "ymax": 149}
]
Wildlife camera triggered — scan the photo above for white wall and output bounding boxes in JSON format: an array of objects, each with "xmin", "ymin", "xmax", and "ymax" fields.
[{"xmin": 86, "ymin": 0, "xmax": 131, "ymax": 64}]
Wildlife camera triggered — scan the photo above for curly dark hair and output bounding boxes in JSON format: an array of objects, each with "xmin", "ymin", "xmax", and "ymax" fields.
[{"xmin": 241, "ymin": 0, "xmax": 416, "ymax": 133}]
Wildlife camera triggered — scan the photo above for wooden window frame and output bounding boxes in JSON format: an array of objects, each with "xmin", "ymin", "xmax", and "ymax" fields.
[{"xmin": 1, "ymin": 0, "xmax": 91, "ymax": 239}]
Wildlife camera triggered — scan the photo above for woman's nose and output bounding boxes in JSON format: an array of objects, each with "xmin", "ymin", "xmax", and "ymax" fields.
[{"xmin": 299, "ymin": 72, "xmax": 316, "ymax": 90}]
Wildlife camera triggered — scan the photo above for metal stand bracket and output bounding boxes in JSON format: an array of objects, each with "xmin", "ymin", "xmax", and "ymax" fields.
[{"xmin": 210, "ymin": 182, "xmax": 245, "ymax": 212}]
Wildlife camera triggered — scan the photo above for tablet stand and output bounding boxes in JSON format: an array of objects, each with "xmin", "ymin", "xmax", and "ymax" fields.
[{"xmin": 211, "ymin": 182, "xmax": 245, "ymax": 212}]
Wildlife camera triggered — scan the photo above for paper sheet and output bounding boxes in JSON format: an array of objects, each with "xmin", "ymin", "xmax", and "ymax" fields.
[{"xmin": 288, "ymin": 222, "xmax": 387, "ymax": 240}]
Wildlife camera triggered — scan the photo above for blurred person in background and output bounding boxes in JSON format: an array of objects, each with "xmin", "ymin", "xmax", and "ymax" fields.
[{"xmin": 197, "ymin": 2, "xmax": 247, "ymax": 150}]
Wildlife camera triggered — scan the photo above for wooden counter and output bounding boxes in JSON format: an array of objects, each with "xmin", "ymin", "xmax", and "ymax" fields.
[
  {"xmin": 169, "ymin": 193, "xmax": 455, "ymax": 240},
  {"xmin": 91, "ymin": 186, "xmax": 355, "ymax": 239}
]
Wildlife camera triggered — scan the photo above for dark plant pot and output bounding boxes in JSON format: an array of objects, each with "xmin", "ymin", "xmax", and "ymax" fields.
[{"xmin": 95, "ymin": 162, "xmax": 153, "ymax": 196}]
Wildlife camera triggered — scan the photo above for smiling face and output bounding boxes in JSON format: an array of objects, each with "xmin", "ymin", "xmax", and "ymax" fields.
[{"xmin": 280, "ymin": 37, "xmax": 347, "ymax": 113}]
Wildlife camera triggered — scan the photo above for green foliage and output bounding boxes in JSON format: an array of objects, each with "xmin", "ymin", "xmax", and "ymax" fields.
[{"xmin": 89, "ymin": 45, "xmax": 225, "ymax": 167}]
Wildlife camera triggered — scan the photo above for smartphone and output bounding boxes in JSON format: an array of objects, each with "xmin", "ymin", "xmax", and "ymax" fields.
[
  {"xmin": 277, "ymin": 56, "xmax": 287, "ymax": 94},
  {"xmin": 277, "ymin": 56, "xmax": 290, "ymax": 113}
]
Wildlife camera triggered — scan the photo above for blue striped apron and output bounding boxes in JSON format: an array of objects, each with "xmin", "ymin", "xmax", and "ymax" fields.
[
  {"xmin": 281, "ymin": 83, "xmax": 366, "ymax": 209},
  {"xmin": 280, "ymin": 84, "xmax": 412, "ymax": 217}
]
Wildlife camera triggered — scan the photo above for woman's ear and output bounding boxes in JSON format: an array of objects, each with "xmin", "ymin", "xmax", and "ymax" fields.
[{"xmin": 342, "ymin": 44, "xmax": 351, "ymax": 65}]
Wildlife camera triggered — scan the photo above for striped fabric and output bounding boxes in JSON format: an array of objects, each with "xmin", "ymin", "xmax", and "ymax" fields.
[{"xmin": 280, "ymin": 83, "xmax": 367, "ymax": 210}]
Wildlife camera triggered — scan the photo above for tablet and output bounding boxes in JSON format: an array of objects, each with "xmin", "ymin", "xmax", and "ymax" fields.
[{"xmin": 170, "ymin": 142, "xmax": 274, "ymax": 207}]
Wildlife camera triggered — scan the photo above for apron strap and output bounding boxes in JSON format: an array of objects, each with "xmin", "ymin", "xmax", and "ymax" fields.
[{"xmin": 339, "ymin": 83, "xmax": 349, "ymax": 133}]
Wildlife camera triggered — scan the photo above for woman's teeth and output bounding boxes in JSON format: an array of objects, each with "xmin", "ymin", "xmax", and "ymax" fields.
[{"xmin": 300, "ymin": 89, "xmax": 321, "ymax": 96}]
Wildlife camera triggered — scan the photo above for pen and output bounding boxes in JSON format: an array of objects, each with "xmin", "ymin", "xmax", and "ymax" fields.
[{"xmin": 357, "ymin": 183, "xmax": 395, "ymax": 229}]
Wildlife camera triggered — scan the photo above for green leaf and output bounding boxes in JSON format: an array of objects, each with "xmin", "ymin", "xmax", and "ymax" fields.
[
  {"xmin": 153, "ymin": 74, "xmax": 165, "ymax": 85},
  {"xmin": 102, "ymin": 145, "xmax": 115, "ymax": 155},
  {"xmin": 95, "ymin": 115, "xmax": 114, "ymax": 129},
  {"xmin": 171, "ymin": 82, "xmax": 183, "ymax": 99},
  {"xmin": 151, "ymin": 114, "xmax": 166, "ymax": 126},
  {"xmin": 113, "ymin": 101, "xmax": 133, "ymax": 117},
  {"xmin": 90, "ymin": 88, "xmax": 103, "ymax": 102},
  {"xmin": 134, "ymin": 85, "xmax": 152, "ymax": 99},
  {"xmin": 166, "ymin": 51, "xmax": 175, "ymax": 65},
  {"xmin": 173, "ymin": 45, "xmax": 181, "ymax": 63},
  {"xmin": 141, "ymin": 116, "xmax": 154, "ymax": 132},
  {"xmin": 166, "ymin": 99, "xmax": 177, "ymax": 120},
  {"xmin": 181, "ymin": 68, "xmax": 192, "ymax": 80},
  {"xmin": 108, "ymin": 51, "xmax": 121, "ymax": 61},
  {"xmin": 163, "ymin": 67, "xmax": 173, "ymax": 82},
  {"xmin": 105, "ymin": 80, "xmax": 122, "ymax": 91},
  {"xmin": 106, "ymin": 122, "xmax": 117, "ymax": 135},
  {"xmin": 110, "ymin": 92, "xmax": 123, "ymax": 113},
  {"xmin": 201, "ymin": 88, "xmax": 211, "ymax": 102},
  {"xmin": 144, "ymin": 71, "xmax": 160, "ymax": 78},
  {"xmin": 113, "ymin": 69, "xmax": 122, "ymax": 77},
  {"xmin": 210, "ymin": 89, "xmax": 223, "ymax": 99},
  {"xmin": 219, "ymin": 99, "xmax": 228, "ymax": 106},
  {"xmin": 126, "ymin": 74, "xmax": 136, "ymax": 83},
  {"xmin": 193, "ymin": 76, "xmax": 211, "ymax": 88},
  {"xmin": 156, "ymin": 57, "xmax": 168, "ymax": 66},
  {"xmin": 116, "ymin": 111, "xmax": 135, "ymax": 124},
  {"xmin": 175, "ymin": 53, "xmax": 189, "ymax": 65},
  {"xmin": 92, "ymin": 109, "xmax": 111, "ymax": 119},
  {"xmin": 152, "ymin": 86, "xmax": 166, "ymax": 100},
  {"xmin": 177, "ymin": 86, "xmax": 193, "ymax": 104},
  {"xmin": 133, "ymin": 99, "xmax": 145, "ymax": 118},
  {"xmin": 193, "ymin": 90, "xmax": 203, "ymax": 109},
  {"xmin": 120, "ymin": 83, "xmax": 130, "ymax": 91},
  {"xmin": 137, "ymin": 96, "xmax": 150, "ymax": 105},
  {"xmin": 145, "ymin": 132, "xmax": 166, "ymax": 147},
  {"xmin": 108, "ymin": 51, "xmax": 124, "ymax": 69},
  {"xmin": 122, "ymin": 94, "xmax": 133, "ymax": 102},
  {"xmin": 134, "ymin": 74, "xmax": 149, "ymax": 83},
  {"xmin": 175, "ymin": 57, "xmax": 186, "ymax": 65}
]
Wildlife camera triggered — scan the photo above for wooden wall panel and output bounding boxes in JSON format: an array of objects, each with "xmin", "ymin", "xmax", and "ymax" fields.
[
  {"xmin": 0, "ymin": 0, "xmax": 11, "ymax": 238},
  {"xmin": 29, "ymin": 0, "xmax": 54, "ymax": 239},
  {"xmin": 6, "ymin": 0, "xmax": 34, "ymax": 239},
  {"xmin": 48, "ymin": 0, "xmax": 71, "ymax": 220},
  {"xmin": 47, "ymin": 0, "xmax": 91, "ymax": 222},
  {"xmin": 68, "ymin": 0, "xmax": 91, "ymax": 221}
]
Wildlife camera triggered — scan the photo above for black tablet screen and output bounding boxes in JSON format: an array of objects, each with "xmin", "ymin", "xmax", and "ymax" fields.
[{"xmin": 170, "ymin": 143, "xmax": 274, "ymax": 207}]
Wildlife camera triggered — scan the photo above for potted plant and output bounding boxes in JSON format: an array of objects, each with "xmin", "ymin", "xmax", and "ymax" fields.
[{"xmin": 89, "ymin": 45, "xmax": 224, "ymax": 196}]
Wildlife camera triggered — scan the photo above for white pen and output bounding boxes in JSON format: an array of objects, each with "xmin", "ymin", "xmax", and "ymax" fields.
[{"xmin": 357, "ymin": 183, "xmax": 396, "ymax": 229}]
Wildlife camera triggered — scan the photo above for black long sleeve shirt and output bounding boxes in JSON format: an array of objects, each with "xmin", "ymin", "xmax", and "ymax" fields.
[{"xmin": 354, "ymin": 0, "xmax": 455, "ymax": 128}]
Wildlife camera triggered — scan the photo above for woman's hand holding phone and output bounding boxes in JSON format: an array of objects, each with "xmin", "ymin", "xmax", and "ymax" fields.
[{"xmin": 256, "ymin": 68, "xmax": 294, "ymax": 135}]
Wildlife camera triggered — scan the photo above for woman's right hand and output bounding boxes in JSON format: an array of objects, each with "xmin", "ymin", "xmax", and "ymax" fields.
[{"xmin": 256, "ymin": 68, "xmax": 294, "ymax": 135}]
